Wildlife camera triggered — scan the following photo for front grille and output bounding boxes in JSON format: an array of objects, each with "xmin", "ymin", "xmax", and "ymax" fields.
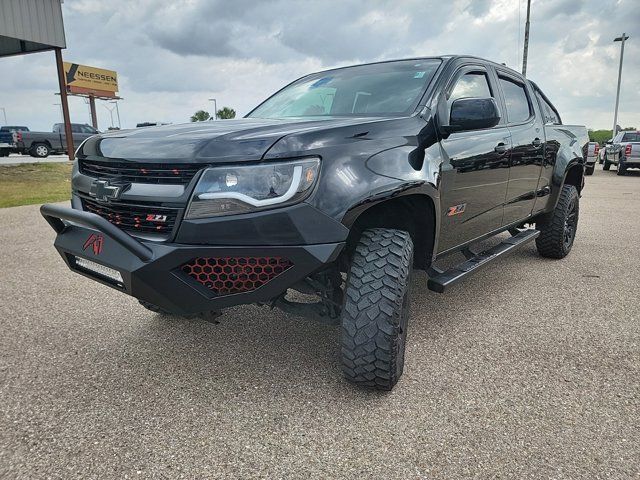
[
  {"xmin": 79, "ymin": 159, "xmax": 202, "ymax": 185},
  {"xmin": 82, "ymin": 197, "xmax": 178, "ymax": 234},
  {"xmin": 181, "ymin": 257, "xmax": 293, "ymax": 295}
]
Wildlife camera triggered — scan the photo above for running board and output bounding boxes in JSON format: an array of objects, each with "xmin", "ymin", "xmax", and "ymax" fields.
[{"xmin": 427, "ymin": 229, "xmax": 540, "ymax": 293}]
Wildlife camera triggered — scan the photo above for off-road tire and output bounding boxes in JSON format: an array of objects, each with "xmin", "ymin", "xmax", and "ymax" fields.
[
  {"xmin": 616, "ymin": 158, "xmax": 627, "ymax": 176},
  {"xmin": 139, "ymin": 300, "xmax": 170, "ymax": 315},
  {"xmin": 535, "ymin": 184, "xmax": 579, "ymax": 259},
  {"xmin": 340, "ymin": 228, "xmax": 413, "ymax": 391},
  {"xmin": 585, "ymin": 165, "xmax": 595, "ymax": 175},
  {"xmin": 30, "ymin": 143, "xmax": 50, "ymax": 158},
  {"xmin": 603, "ymin": 160, "xmax": 611, "ymax": 171}
]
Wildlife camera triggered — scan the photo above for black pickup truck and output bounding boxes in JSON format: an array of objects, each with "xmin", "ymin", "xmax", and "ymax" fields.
[
  {"xmin": 42, "ymin": 56, "xmax": 588, "ymax": 390},
  {"xmin": 0, "ymin": 125, "xmax": 29, "ymax": 156}
]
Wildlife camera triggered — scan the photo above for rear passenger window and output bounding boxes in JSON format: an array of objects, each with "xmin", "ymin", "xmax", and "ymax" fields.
[
  {"xmin": 499, "ymin": 77, "xmax": 532, "ymax": 123},
  {"xmin": 535, "ymin": 90, "xmax": 560, "ymax": 124},
  {"xmin": 449, "ymin": 72, "xmax": 492, "ymax": 101}
]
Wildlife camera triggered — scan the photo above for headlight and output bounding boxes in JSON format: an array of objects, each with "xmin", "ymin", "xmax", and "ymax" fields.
[{"xmin": 185, "ymin": 157, "xmax": 320, "ymax": 219}]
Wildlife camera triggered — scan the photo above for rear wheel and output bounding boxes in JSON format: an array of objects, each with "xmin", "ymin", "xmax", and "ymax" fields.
[
  {"xmin": 585, "ymin": 165, "xmax": 595, "ymax": 175},
  {"xmin": 0, "ymin": 149, "xmax": 8, "ymax": 157},
  {"xmin": 30, "ymin": 143, "xmax": 50, "ymax": 158},
  {"xmin": 340, "ymin": 228, "xmax": 413, "ymax": 391},
  {"xmin": 535, "ymin": 184, "xmax": 579, "ymax": 259},
  {"xmin": 617, "ymin": 157, "xmax": 627, "ymax": 176},
  {"xmin": 603, "ymin": 160, "xmax": 611, "ymax": 170}
]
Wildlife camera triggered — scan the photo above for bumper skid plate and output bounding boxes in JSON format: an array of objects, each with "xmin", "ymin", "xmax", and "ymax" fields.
[{"xmin": 41, "ymin": 204, "xmax": 344, "ymax": 315}]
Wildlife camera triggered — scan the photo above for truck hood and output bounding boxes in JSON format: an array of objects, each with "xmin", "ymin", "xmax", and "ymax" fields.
[{"xmin": 82, "ymin": 117, "xmax": 391, "ymax": 163}]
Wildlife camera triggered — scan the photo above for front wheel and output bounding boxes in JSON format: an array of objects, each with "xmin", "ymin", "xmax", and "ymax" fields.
[
  {"xmin": 535, "ymin": 185, "xmax": 579, "ymax": 259},
  {"xmin": 340, "ymin": 228, "xmax": 414, "ymax": 390}
]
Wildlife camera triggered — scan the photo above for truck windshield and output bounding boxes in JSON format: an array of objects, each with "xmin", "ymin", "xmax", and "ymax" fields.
[
  {"xmin": 0, "ymin": 126, "xmax": 28, "ymax": 132},
  {"xmin": 248, "ymin": 59, "xmax": 441, "ymax": 118}
]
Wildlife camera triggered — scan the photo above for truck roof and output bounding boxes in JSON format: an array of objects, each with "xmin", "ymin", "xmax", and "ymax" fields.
[{"xmin": 309, "ymin": 55, "xmax": 524, "ymax": 79}]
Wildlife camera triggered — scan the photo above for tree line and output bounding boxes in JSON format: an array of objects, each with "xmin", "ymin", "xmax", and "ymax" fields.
[{"xmin": 190, "ymin": 107, "xmax": 236, "ymax": 122}]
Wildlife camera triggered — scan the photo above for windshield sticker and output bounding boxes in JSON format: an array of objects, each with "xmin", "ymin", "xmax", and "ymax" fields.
[{"xmin": 414, "ymin": 71, "xmax": 426, "ymax": 78}]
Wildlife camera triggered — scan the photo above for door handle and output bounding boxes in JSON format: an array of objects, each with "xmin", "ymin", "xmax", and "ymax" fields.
[
  {"xmin": 532, "ymin": 138, "xmax": 542, "ymax": 148},
  {"xmin": 495, "ymin": 143, "xmax": 508, "ymax": 154}
]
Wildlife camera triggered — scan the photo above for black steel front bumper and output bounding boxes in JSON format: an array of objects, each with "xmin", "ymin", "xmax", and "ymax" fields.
[{"xmin": 41, "ymin": 204, "xmax": 344, "ymax": 315}]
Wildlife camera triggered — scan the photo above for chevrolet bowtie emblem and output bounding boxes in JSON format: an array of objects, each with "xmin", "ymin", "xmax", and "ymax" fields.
[{"xmin": 89, "ymin": 180, "xmax": 122, "ymax": 202}]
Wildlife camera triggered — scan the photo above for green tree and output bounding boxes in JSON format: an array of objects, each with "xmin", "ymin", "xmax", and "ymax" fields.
[
  {"xmin": 588, "ymin": 129, "xmax": 613, "ymax": 144},
  {"xmin": 190, "ymin": 110, "xmax": 211, "ymax": 122},
  {"xmin": 216, "ymin": 107, "xmax": 236, "ymax": 119}
]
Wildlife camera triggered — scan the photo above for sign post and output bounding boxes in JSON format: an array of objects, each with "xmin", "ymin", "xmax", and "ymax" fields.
[{"xmin": 55, "ymin": 49, "xmax": 75, "ymax": 161}]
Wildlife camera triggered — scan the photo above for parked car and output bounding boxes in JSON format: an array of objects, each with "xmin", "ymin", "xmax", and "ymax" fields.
[
  {"xmin": 0, "ymin": 125, "xmax": 29, "ymax": 156},
  {"xmin": 585, "ymin": 141, "xmax": 599, "ymax": 175},
  {"xmin": 603, "ymin": 131, "xmax": 640, "ymax": 175},
  {"xmin": 598, "ymin": 140, "xmax": 610, "ymax": 164},
  {"xmin": 41, "ymin": 55, "xmax": 588, "ymax": 390},
  {"xmin": 17, "ymin": 123, "xmax": 99, "ymax": 158}
]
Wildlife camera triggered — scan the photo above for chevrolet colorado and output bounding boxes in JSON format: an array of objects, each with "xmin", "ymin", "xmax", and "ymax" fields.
[{"xmin": 42, "ymin": 56, "xmax": 588, "ymax": 390}]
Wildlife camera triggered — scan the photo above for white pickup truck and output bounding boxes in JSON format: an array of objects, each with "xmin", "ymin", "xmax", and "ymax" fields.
[{"xmin": 585, "ymin": 142, "xmax": 599, "ymax": 175}]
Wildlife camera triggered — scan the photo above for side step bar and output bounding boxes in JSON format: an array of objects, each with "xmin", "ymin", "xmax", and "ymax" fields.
[{"xmin": 427, "ymin": 229, "xmax": 540, "ymax": 293}]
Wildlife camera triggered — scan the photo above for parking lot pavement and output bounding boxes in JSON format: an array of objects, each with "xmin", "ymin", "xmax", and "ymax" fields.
[
  {"xmin": 0, "ymin": 165, "xmax": 638, "ymax": 479},
  {"xmin": 0, "ymin": 154, "xmax": 69, "ymax": 166}
]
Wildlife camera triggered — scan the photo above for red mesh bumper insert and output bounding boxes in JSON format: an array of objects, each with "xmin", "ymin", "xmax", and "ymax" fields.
[{"xmin": 181, "ymin": 256, "xmax": 293, "ymax": 295}]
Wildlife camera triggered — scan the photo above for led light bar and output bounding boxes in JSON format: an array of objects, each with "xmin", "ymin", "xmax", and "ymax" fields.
[{"xmin": 74, "ymin": 256, "xmax": 124, "ymax": 285}]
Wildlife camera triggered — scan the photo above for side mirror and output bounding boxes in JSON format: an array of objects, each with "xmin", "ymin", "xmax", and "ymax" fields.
[{"xmin": 444, "ymin": 97, "xmax": 501, "ymax": 133}]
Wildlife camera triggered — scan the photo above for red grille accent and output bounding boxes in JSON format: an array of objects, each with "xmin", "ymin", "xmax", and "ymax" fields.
[{"xmin": 181, "ymin": 257, "xmax": 293, "ymax": 295}]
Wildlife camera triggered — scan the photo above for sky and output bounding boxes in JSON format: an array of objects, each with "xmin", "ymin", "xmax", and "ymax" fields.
[{"xmin": 1, "ymin": 0, "xmax": 638, "ymax": 132}]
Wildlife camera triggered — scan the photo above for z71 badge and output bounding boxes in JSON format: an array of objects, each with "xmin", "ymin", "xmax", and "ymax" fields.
[
  {"xmin": 146, "ymin": 214, "xmax": 168, "ymax": 223},
  {"xmin": 447, "ymin": 203, "xmax": 466, "ymax": 217}
]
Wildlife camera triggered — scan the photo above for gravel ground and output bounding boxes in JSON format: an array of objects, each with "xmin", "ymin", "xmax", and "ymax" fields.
[{"xmin": 0, "ymin": 165, "xmax": 638, "ymax": 479}]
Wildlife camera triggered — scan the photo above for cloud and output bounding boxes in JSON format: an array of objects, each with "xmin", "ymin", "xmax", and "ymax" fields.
[{"xmin": 0, "ymin": 0, "xmax": 638, "ymax": 131}]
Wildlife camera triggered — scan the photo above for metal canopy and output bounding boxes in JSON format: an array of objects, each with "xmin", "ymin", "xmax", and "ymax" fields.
[
  {"xmin": 0, "ymin": 0, "xmax": 66, "ymax": 57},
  {"xmin": 0, "ymin": 0, "xmax": 74, "ymax": 159}
]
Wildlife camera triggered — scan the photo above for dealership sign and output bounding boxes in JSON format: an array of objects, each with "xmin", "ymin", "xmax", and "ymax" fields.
[{"xmin": 63, "ymin": 62, "xmax": 118, "ymax": 98}]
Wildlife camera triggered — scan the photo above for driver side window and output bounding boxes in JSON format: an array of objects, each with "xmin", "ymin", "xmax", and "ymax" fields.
[{"xmin": 449, "ymin": 72, "xmax": 492, "ymax": 101}]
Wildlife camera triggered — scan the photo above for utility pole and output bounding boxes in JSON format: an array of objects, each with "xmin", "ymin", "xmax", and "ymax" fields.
[
  {"xmin": 0, "ymin": 107, "xmax": 7, "ymax": 124},
  {"xmin": 102, "ymin": 103, "xmax": 116, "ymax": 128},
  {"xmin": 521, "ymin": 0, "xmax": 531, "ymax": 77},
  {"xmin": 612, "ymin": 33, "xmax": 629, "ymax": 138},
  {"xmin": 111, "ymin": 101, "xmax": 121, "ymax": 129},
  {"xmin": 53, "ymin": 103, "xmax": 63, "ymax": 122},
  {"xmin": 208, "ymin": 98, "xmax": 217, "ymax": 120}
]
